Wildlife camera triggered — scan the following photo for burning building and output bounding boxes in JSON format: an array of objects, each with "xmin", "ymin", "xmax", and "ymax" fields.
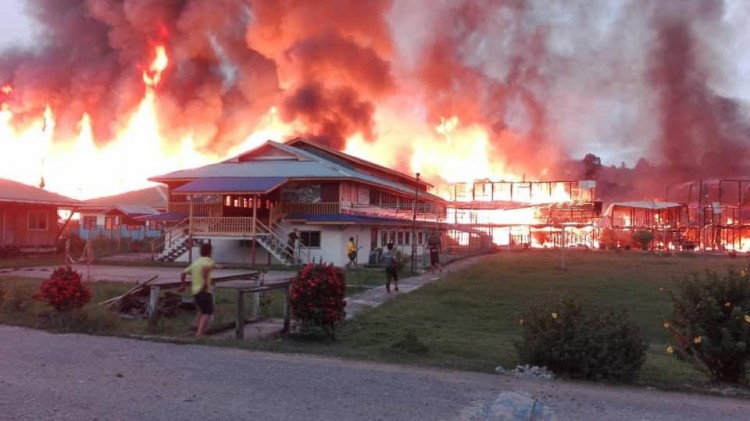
[{"xmin": 1, "ymin": 0, "xmax": 749, "ymax": 255}]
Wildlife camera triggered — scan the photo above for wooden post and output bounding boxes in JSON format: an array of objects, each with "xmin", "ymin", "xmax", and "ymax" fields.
[
  {"xmin": 251, "ymin": 195, "xmax": 257, "ymax": 266},
  {"xmin": 147, "ymin": 286, "xmax": 160, "ymax": 319},
  {"xmin": 282, "ymin": 284, "xmax": 291, "ymax": 334},
  {"xmin": 188, "ymin": 195, "xmax": 194, "ymax": 263},
  {"xmin": 236, "ymin": 289, "xmax": 245, "ymax": 339}
]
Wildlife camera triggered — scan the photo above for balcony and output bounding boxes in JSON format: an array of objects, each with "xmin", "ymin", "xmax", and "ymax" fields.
[{"xmin": 167, "ymin": 202, "xmax": 223, "ymax": 216}]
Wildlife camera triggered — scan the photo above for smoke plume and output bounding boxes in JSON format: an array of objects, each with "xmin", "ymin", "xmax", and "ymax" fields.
[{"xmin": 1, "ymin": 0, "xmax": 750, "ymax": 192}]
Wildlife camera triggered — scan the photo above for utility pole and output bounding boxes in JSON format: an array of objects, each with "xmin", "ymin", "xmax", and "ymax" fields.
[{"xmin": 411, "ymin": 172, "xmax": 420, "ymax": 273}]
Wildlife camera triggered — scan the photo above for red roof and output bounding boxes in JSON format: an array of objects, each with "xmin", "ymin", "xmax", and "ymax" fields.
[{"xmin": 0, "ymin": 178, "xmax": 82, "ymax": 207}]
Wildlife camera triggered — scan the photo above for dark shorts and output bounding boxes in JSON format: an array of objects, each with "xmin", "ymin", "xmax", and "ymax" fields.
[
  {"xmin": 385, "ymin": 266, "xmax": 398, "ymax": 282},
  {"xmin": 194, "ymin": 291, "xmax": 214, "ymax": 315}
]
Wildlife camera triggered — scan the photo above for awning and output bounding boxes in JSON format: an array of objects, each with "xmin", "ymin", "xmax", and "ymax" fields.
[
  {"xmin": 134, "ymin": 212, "xmax": 206, "ymax": 222},
  {"xmin": 173, "ymin": 177, "xmax": 288, "ymax": 195},
  {"xmin": 286, "ymin": 213, "xmax": 426, "ymax": 226}
]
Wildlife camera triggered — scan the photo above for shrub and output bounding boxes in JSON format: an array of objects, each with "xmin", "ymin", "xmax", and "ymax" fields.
[
  {"xmin": 663, "ymin": 266, "xmax": 750, "ymax": 384},
  {"xmin": 38, "ymin": 306, "xmax": 120, "ymax": 333},
  {"xmin": 289, "ymin": 262, "xmax": 347, "ymax": 339},
  {"xmin": 34, "ymin": 266, "xmax": 93, "ymax": 312},
  {"xmin": 516, "ymin": 295, "xmax": 647, "ymax": 382}
]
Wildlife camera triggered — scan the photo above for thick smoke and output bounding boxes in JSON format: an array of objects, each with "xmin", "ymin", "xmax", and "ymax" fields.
[{"xmin": 1, "ymin": 0, "xmax": 749, "ymax": 193}]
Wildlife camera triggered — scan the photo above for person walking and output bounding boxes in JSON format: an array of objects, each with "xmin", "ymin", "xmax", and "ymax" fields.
[
  {"xmin": 346, "ymin": 237, "xmax": 357, "ymax": 267},
  {"xmin": 179, "ymin": 243, "xmax": 216, "ymax": 337},
  {"xmin": 381, "ymin": 242, "xmax": 399, "ymax": 293},
  {"xmin": 427, "ymin": 233, "xmax": 442, "ymax": 272}
]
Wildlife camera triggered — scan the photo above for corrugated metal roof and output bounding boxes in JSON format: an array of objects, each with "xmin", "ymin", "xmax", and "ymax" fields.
[
  {"xmin": 134, "ymin": 212, "xmax": 206, "ymax": 222},
  {"xmin": 604, "ymin": 201, "xmax": 684, "ymax": 216},
  {"xmin": 105, "ymin": 205, "xmax": 161, "ymax": 216},
  {"xmin": 82, "ymin": 185, "xmax": 167, "ymax": 209},
  {"xmin": 173, "ymin": 177, "xmax": 288, "ymax": 195},
  {"xmin": 151, "ymin": 140, "xmax": 445, "ymax": 202},
  {"xmin": 0, "ymin": 178, "xmax": 82, "ymax": 207}
]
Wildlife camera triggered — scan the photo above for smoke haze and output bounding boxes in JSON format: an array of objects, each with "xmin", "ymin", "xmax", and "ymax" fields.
[{"xmin": 1, "ymin": 0, "xmax": 749, "ymax": 189}]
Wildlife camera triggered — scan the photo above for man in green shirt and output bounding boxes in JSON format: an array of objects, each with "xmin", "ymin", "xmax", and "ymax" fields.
[{"xmin": 179, "ymin": 243, "xmax": 216, "ymax": 337}]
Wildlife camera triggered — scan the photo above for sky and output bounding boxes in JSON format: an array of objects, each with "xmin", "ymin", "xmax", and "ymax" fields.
[{"xmin": 0, "ymin": 0, "xmax": 34, "ymax": 50}]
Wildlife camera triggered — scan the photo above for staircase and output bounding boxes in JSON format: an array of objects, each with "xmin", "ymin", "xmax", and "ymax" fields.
[
  {"xmin": 154, "ymin": 219, "xmax": 195, "ymax": 262},
  {"xmin": 255, "ymin": 220, "xmax": 308, "ymax": 266}
]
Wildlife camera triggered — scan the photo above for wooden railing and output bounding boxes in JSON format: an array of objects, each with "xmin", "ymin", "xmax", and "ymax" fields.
[
  {"xmin": 191, "ymin": 217, "xmax": 254, "ymax": 236},
  {"xmin": 168, "ymin": 202, "xmax": 223, "ymax": 216},
  {"xmin": 279, "ymin": 202, "xmax": 341, "ymax": 215}
]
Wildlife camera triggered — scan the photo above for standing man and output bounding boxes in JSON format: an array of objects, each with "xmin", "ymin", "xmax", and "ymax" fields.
[
  {"xmin": 179, "ymin": 243, "xmax": 215, "ymax": 337},
  {"xmin": 346, "ymin": 237, "xmax": 357, "ymax": 267},
  {"xmin": 381, "ymin": 242, "xmax": 399, "ymax": 293},
  {"xmin": 287, "ymin": 228, "xmax": 298, "ymax": 261},
  {"xmin": 427, "ymin": 233, "xmax": 442, "ymax": 272}
]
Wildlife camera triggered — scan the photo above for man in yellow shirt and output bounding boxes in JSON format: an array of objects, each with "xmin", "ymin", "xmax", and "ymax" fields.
[
  {"xmin": 179, "ymin": 243, "xmax": 216, "ymax": 337},
  {"xmin": 346, "ymin": 237, "xmax": 357, "ymax": 267}
]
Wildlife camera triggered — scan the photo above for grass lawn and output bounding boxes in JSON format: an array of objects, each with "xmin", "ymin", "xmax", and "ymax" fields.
[
  {"xmin": 241, "ymin": 249, "xmax": 746, "ymax": 389},
  {"xmin": 1, "ymin": 249, "xmax": 746, "ymax": 390}
]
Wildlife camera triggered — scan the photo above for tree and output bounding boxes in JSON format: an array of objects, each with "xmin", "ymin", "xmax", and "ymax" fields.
[{"xmin": 582, "ymin": 153, "xmax": 602, "ymax": 179}]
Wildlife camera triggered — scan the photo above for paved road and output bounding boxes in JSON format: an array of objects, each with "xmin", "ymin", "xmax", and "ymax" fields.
[{"xmin": 1, "ymin": 326, "xmax": 748, "ymax": 421}]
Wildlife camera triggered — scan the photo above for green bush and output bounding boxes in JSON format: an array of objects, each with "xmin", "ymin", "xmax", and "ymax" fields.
[
  {"xmin": 516, "ymin": 295, "xmax": 647, "ymax": 382},
  {"xmin": 38, "ymin": 306, "xmax": 121, "ymax": 333},
  {"xmin": 663, "ymin": 266, "xmax": 750, "ymax": 384}
]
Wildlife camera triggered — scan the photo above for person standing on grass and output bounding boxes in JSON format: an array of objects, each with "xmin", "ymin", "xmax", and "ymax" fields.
[
  {"xmin": 427, "ymin": 233, "xmax": 442, "ymax": 272},
  {"xmin": 382, "ymin": 242, "xmax": 399, "ymax": 293},
  {"xmin": 346, "ymin": 237, "xmax": 357, "ymax": 267},
  {"xmin": 179, "ymin": 243, "xmax": 215, "ymax": 337}
]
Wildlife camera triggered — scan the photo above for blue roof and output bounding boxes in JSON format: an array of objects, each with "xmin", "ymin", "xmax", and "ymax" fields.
[
  {"xmin": 134, "ymin": 212, "xmax": 207, "ymax": 222},
  {"xmin": 173, "ymin": 177, "xmax": 288, "ymax": 195},
  {"xmin": 286, "ymin": 213, "xmax": 415, "ymax": 225}
]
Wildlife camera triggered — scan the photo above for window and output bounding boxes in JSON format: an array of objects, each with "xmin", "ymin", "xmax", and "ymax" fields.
[
  {"xmin": 104, "ymin": 216, "xmax": 117, "ymax": 230},
  {"xmin": 28, "ymin": 211, "xmax": 48, "ymax": 230},
  {"xmin": 82, "ymin": 216, "xmax": 97, "ymax": 230},
  {"xmin": 417, "ymin": 232, "xmax": 424, "ymax": 245},
  {"xmin": 397, "ymin": 231, "xmax": 404, "ymax": 245},
  {"xmin": 127, "ymin": 224, "xmax": 142, "ymax": 231},
  {"xmin": 299, "ymin": 231, "xmax": 321, "ymax": 248},
  {"xmin": 147, "ymin": 221, "xmax": 163, "ymax": 231}
]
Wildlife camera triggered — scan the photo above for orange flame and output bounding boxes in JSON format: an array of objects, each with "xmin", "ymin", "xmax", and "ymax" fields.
[{"xmin": 143, "ymin": 45, "xmax": 169, "ymax": 87}]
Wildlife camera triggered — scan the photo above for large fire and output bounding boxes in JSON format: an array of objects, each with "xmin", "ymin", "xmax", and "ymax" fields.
[
  {"xmin": 0, "ymin": 45, "xmax": 218, "ymax": 199},
  {"xmin": 0, "ymin": 41, "xmax": 542, "ymax": 201}
]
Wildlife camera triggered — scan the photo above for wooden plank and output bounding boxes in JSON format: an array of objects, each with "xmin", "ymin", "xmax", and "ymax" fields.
[
  {"xmin": 282, "ymin": 285, "xmax": 291, "ymax": 334},
  {"xmin": 235, "ymin": 289, "xmax": 245, "ymax": 340},
  {"xmin": 150, "ymin": 272, "xmax": 260, "ymax": 290},
  {"xmin": 147, "ymin": 286, "xmax": 160, "ymax": 318},
  {"xmin": 101, "ymin": 275, "xmax": 159, "ymax": 308}
]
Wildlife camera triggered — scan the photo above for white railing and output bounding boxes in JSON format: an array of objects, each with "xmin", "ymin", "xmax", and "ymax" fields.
[{"xmin": 191, "ymin": 217, "xmax": 254, "ymax": 236}]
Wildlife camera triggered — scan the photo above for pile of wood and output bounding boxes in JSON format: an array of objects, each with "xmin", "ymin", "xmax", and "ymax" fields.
[{"xmin": 99, "ymin": 276, "xmax": 193, "ymax": 318}]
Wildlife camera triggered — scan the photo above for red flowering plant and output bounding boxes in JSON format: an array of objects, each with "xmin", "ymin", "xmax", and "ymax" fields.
[
  {"xmin": 34, "ymin": 266, "xmax": 93, "ymax": 312},
  {"xmin": 289, "ymin": 262, "xmax": 346, "ymax": 339}
]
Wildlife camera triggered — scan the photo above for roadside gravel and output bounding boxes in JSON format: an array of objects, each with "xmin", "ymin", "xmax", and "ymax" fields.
[{"xmin": 1, "ymin": 325, "xmax": 749, "ymax": 420}]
